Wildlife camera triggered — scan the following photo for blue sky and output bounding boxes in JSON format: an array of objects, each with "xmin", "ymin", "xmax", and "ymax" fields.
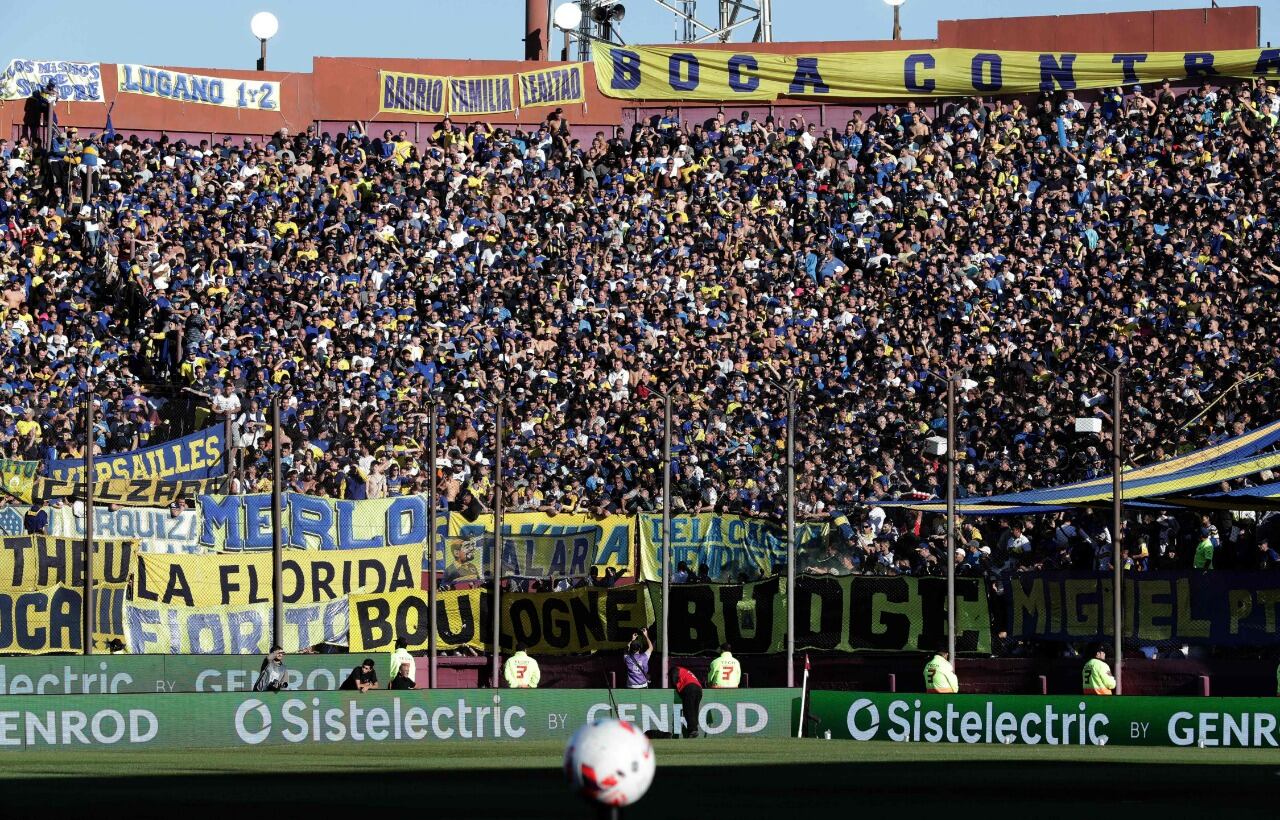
[{"xmin": 0, "ymin": 0, "xmax": 1274, "ymax": 72}]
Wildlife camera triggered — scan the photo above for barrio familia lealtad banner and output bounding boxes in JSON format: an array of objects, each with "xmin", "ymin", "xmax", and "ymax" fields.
[
  {"xmin": 591, "ymin": 43, "xmax": 1280, "ymax": 101},
  {"xmin": 517, "ymin": 63, "xmax": 586, "ymax": 108},
  {"xmin": 117, "ymin": 65, "xmax": 279, "ymax": 110},
  {"xmin": 379, "ymin": 70, "xmax": 448, "ymax": 116}
]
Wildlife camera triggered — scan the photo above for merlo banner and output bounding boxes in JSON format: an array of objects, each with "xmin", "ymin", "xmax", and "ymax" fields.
[
  {"xmin": 349, "ymin": 583, "xmax": 652, "ymax": 655},
  {"xmin": 592, "ymin": 43, "xmax": 1280, "ymax": 101},
  {"xmin": 198, "ymin": 493, "xmax": 435, "ymax": 552},
  {"xmin": 810, "ymin": 692, "xmax": 1280, "ymax": 748}
]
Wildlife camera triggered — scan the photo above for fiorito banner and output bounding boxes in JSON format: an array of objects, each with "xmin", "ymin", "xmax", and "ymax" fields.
[
  {"xmin": 447, "ymin": 511, "xmax": 634, "ymax": 581},
  {"xmin": 517, "ymin": 63, "xmax": 586, "ymax": 108},
  {"xmin": 0, "ymin": 654, "xmax": 388, "ymax": 695},
  {"xmin": 0, "ymin": 536, "xmax": 136, "ymax": 589},
  {"xmin": 124, "ymin": 597, "xmax": 349, "ymax": 655},
  {"xmin": 117, "ymin": 64, "xmax": 279, "ymax": 110},
  {"xmin": 46, "ymin": 426, "xmax": 225, "ymax": 483},
  {"xmin": 379, "ymin": 70, "xmax": 448, "ymax": 116},
  {"xmin": 650, "ymin": 574, "xmax": 991, "ymax": 654},
  {"xmin": 349, "ymin": 583, "xmax": 652, "ymax": 655},
  {"xmin": 1007, "ymin": 571, "xmax": 1280, "ymax": 646},
  {"xmin": 0, "ymin": 688, "xmax": 796, "ymax": 749},
  {"xmin": 448, "ymin": 74, "xmax": 514, "ymax": 115},
  {"xmin": 811, "ymin": 692, "xmax": 1280, "ymax": 748},
  {"xmin": 49, "ymin": 505, "xmax": 201, "ymax": 554},
  {"xmin": 133, "ymin": 546, "xmax": 418, "ymax": 607},
  {"xmin": 591, "ymin": 42, "xmax": 1280, "ymax": 101},
  {"xmin": 199, "ymin": 492, "xmax": 437, "ymax": 552},
  {"xmin": 0, "ymin": 583, "xmax": 129, "ymax": 654},
  {"xmin": 638, "ymin": 512, "xmax": 828, "ymax": 582},
  {"xmin": 0, "ymin": 58, "xmax": 104, "ymax": 102},
  {"xmin": 14, "ymin": 476, "xmax": 224, "ymax": 507}
]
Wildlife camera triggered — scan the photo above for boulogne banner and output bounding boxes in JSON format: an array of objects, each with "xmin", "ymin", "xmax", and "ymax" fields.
[
  {"xmin": 379, "ymin": 70, "xmax": 448, "ymax": 116},
  {"xmin": 0, "ymin": 536, "xmax": 136, "ymax": 590},
  {"xmin": 125, "ymin": 597, "xmax": 349, "ymax": 655},
  {"xmin": 0, "ymin": 58, "xmax": 103, "ymax": 102},
  {"xmin": 811, "ymin": 692, "xmax": 1280, "ymax": 748},
  {"xmin": 517, "ymin": 63, "xmax": 586, "ymax": 108},
  {"xmin": 349, "ymin": 583, "xmax": 652, "ymax": 655},
  {"xmin": 134, "ymin": 546, "xmax": 418, "ymax": 607},
  {"xmin": 0, "ymin": 688, "xmax": 796, "ymax": 750},
  {"xmin": 0, "ymin": 583, "xmax": 128, "ymax": 654},
  {"xmin": 46, "ymin": 426, "xmax": 225, "ymax": 483},
  {"xmin": 652, "ymin": 575, "xmax": 991, "ymax": 654},
  {"xmin": 117, "ymin": 64, "xmax": 279, "ymax": 110},
  {"xmin": 638, "ymin": 512, "xmax": 828, "ymax": 582},
  {"xmin": 447, "ymin": 511, "xmax": 633, "ymax": 581},
  {"xmin": 591, "ymin": 42, "xmax": 1280, "ymax": 101},
  {"xmin": 49, "ymin": 505, "xmax": 201, "ymax": 554},
  {"xmin": 1008, "ymin": 571, "xmax": 1280, "ymax": 646}
]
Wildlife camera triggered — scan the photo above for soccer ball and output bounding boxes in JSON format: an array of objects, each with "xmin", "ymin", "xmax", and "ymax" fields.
[{"xmin": 563, "ymin": 718, "xmax": 656, "ymax": 807}]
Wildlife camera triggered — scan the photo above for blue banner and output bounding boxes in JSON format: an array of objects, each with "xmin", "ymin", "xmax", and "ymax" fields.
[
  {"xmin": 0, "ymin": 59, "xmax": 103, "ymax": 102},
  {"xmin": 117, "ymin": 64, "xmax": 278, "ymax": 111},
  {"xmin": 46, "ymin": 427, "xmax": 225, "ymax": 483}
]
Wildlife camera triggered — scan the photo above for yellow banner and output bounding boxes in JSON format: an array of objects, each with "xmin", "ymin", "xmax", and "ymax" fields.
[
  {"xmin": 8, "ymin": 477, "xmax": 225, "ymax": 506},
  {"xmin": 517, "ymin": 63, "xmax": 585, "ymax": 108},
  {"xmin": 449, "ymin": 74, "xmax": 514, "ymax": 115},
  {"xmin": 591, "ymin": 43, "xmax": 1280, "ymax": 101},
  {"xmin": 133, "ymin": 546, "xmax": 419, "ymax": 607},
  {"xmin": 379, "ymin": 70, "xmax": 448, "ymax": 115},
  {"xmin": 637, "ymin": 513, "xmax": 827, "ymax": 583},
  {"xmin": 349, "ymin": 583, "xmax": 652, "ymax": 655},
  {"xmin": 0, "ymin": 459, "xmax": 37, "ymax": 502},
  {"xmin": 0, "ymin": 583, "xmax": 128, "ymax": 654},
  {"xmin": 0, "ymin": 536, "xmax": 136, "ymax": 590},
  {"xmin": 446, "ymin": 511, "xmax": 634, "ymax": 578}
]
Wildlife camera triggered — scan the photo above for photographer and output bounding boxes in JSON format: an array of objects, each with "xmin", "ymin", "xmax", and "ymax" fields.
[{"xmin": 253, "ymin": 645, "xmax": 289, "ymax": 693}]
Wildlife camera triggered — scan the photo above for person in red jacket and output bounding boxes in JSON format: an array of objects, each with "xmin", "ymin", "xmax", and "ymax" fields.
[{"xmin": 673, "ymin": 666, "xmax": 703, "ymax": 738}]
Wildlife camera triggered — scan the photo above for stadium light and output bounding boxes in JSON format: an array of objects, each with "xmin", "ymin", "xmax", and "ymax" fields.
[
  {"xmin": 251, "ymin": 11, "xmax": 279, "ymax": 71},
  {"xmin": 883, "ymin": 0, "xmax": 904, "ymax": 40},
  {"xmin": 553, "ymin": 2, "xmax": 583, "ymax": 29}
]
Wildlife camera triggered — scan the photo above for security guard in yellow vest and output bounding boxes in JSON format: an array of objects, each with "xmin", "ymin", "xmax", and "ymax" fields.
[
  {"xmin": 707, "ymin": 644, "xmax": 741, "ymax": 688},
  {"xmin": 924, "ymin": 650, "xmax": 959, "ymax": 693}
]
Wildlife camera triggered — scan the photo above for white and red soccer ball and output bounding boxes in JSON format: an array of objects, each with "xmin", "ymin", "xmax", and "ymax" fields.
[{"xmin": 564, "ymin": 718, "xmax": 656, "ymax": 807}]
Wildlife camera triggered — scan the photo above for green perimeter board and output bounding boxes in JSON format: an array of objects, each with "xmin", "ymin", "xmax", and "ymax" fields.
[
  {"xmin": 808, "ymin": 691, "xmax": 1280, "ymax": 748},
  {"xmin": 0, "ymin": 688, "xmax": 798, "ymax": 749},
  {"xmin": 0, "ymin": 654, "xmax": 387, "ymax": 695}
]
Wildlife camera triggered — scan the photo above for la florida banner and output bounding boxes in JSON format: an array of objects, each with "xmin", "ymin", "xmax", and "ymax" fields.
[
  {"xmin": 591, "ymin": 43, "xmax": 1280, "ymax": 101},
  {"xmin": 117, "ymin": 64, "xmax": 279, "ymax": 110}
]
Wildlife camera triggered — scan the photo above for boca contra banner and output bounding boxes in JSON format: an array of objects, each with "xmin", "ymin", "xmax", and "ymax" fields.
[
  {"xmin": 0, "ymin": 58, "xmax": 104, "ymax": 102},
  {"xmin": 518, "ymin": 63, "xmax": 586, "ymax": 108},
  {"xmin": 591, "ymin": 43, "xmax": 1280, "ymax": 101},
  {"xmin": 46, "ymin": 426, "xmax": 225, "ymax": 484},
  {"xmin": 117, "ymin": 64, "xmax": 279, "ymax": 110},
  {"xmin": 0, "ymin": 583, "xmax": 129, "ymax": 655}
]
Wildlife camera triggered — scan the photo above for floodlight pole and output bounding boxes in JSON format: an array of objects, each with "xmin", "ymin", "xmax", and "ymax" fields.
[
  {"xmin": 271, "ymin": 395, "xmax": 283, "ymax": 648},
  {"xmin": 427, "ymin": 408, "xmax": 438, "ymax": 689},
  {"xmin": 1112, "ymin": 367, "xmax": 1124, "ymax": 694},
  {"xmin": 83, "ymin": 390, "xmax": 95, "ymax": 655}
]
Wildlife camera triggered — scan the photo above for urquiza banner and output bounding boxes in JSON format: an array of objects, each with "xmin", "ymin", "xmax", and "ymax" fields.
[
  {"xmin": 1008, "ymin": 572, "xmax": 1280, "ymax": 646},
  {"xmin": 0, "ymin": 58, "xmax": 104, "ymax": 102},
  {"xmin": 0, "ymin": 654, "xmax": 387, "ymax": 695},
  {"xmin": 0, "ymin": 688, "xmax": 797, "ymax": 750},
  {"xmin": 46, "ymin": 426, "xmax": 226, "ymax": 483},
  {"xmin": 0, "ymin": 536, "xmax": 136, "ymax": 589},
  {"xmin": 447, "ymin": 511, "xmax": 633, "ymax": 580},
  {"xmin": 652, "ymin": 575, "xmax": 991, "ymax": 654},
  {"xmin": 810, "ymin": 692, "xmax": 1280, "ymax": 748},
  {"xmin": 379, "ymin": 70, "xmax": 448, "ymax": 116},
  {"xmin": 591, "ymin": 43, "xmax": 1280, "ymax": 101},
  {"xmin": 518, "ymin": 63, "xmax": 586, "ymax": 108},
  {"xmin": 448, "ymin": 74, "xmax": 514, "ymax": 115},
  {"xmin": 15, "ymin": 476, "xmax": 224, "ymax": 506},
  {"xmin": 125, "ymin": 597, "xmax": 349, "ymax": 655},
  {"xmin": 638, "ymin": 512, "xmax": 827, "ymax": 582},
  {"xmin": 0, "ymin": 583, "xmax": 129, "ymax": 654},
  {"xmin": 349, "ymin": 584, "xmax": 652, "ymax": 655},
  {"xmin": 49, "ymin": 505, "xmax": 201, "ymax": 554},
  {"xmin": 117, "ymin": 64, "xmax": 279, "ymax": 110},
  {"xmin": 199, "ymin": 492, "xmax": 438, "ymax": 552},
  {"xmin": 133, "ymin": 546, "xmax": 418, "ymax": 607}
]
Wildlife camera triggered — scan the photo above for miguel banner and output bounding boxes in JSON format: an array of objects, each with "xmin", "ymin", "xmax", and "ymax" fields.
[
  {"xmin": 379, "ymin": 70, "xmax": 448, "ymax": 116},
  {"xmin": 1007, "ymin": 571, "xmax": 1280, "ymax": 646},
  {"xmin": 124, "ymin": 597, "xmax": 349, "ymax": 655},
  {"xmin": 199, "ymin": 492, "xmax": 437, "ymax": 553},
  {"xmin": 0, "ymin": 583, "xmax": 129, "ymax": 655},
  {"xmin": 349, "ymin": 583, "xmax": 652, "ymax": 655},
  {"xmin": 638, "ymin": 512, "xmax": 827, "ymax": 583},
  {"xmin": 133, "ymin": 546, "xmax": 418, "ymax": 607},
  {"xmin": 0, "ymin": 536, "xmax": 136, "ymax": 590},
  {"xmin": 447, "ymin": 511, "xmax": 633, "ymax": 581},
  {"xmin": 13, "ymin": 477, "xmax": 224, "ymax": 507},
  {"xmin": 0, "ymin": 58, "xmax": 104, "ymax": 102},
  {"xmin": 811, "ymin": 692, "xmax": 1280, "ymax": 748},
  {"xmin": 49, "ymin": 505, "xmax": 201, "ymax": 554},
  {"xmin": 46, "ymin": 426, "xmax": 226, "ymax": 483},
  {"xmin": 517, "ymin": 63, "xmax": 586, "ymax": 108},
  {"xmin": 448, "ymin": 74, "xmax": 515, "ymax": 115},
  {"xmin": 652, "ymin": 575, "xmax": 991, "ymax": 654},
  {"xmin": 117, "ymin": 64, "xmax": 279, "ymax": 110},
  {"xmin": 591, "ymin": 43, "xmax": 1280, "ymax": 101}
]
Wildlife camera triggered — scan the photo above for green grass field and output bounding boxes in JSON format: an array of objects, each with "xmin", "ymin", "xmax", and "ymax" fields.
[{"xmin": 3, "ymin": 740, "xmax": 1279, "ymax": 817}]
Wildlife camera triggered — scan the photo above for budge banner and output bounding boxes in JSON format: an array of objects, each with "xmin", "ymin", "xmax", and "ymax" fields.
[
  {"xmin": 0, "ymin": 58, "xmax": 103, "ymax": 101},
  {"xmin": 810, "ymin": 692, "xmax": 1280, "ymax": 748},
  {"xmin": 349, "ymin": 583, "xmax": 652, "ymax": 654},
  {"xmin": 125, "ymin": 597, "xmax": 349, "ymax": 655},
  {"xmin": 0, "ymin": 654, "xmax": 384, "ymax": 695},
  {"xmin": 50, "ymin": 505, "xmax": 201, "ymax": 554},
  {"xmin": 117, "ymin": 64, "xmax": 279, "ymax": 110},
  {"xmin": 653, "ymin": 575, "xmax": 991, "ymax": 654},
  {"xmin": 0, "ymin": 583, "xmax": 128, "ymax": 654},
  {"xmin": 0, "ymin": 688, "xmax": 797, "ymax": 750},
  {"xmin": 447, "ymin": 511, "xmax": 633, "ymax": 580},
  {"xmin": 638, "ymin": 512, "xmax": 827, "ymax": 582},
  {"xmin": 1008, "ymin": 571, "xmax": 1280, "ymax": 646},
  {"xmin": 46, "ymin": 426, "xmax": 225, "ymax": 483},
  {"xmin": 518, "ymin": 63, "xmax": 585, "ymax": 108},
  {"xmin": 133, "ymin": 546, "xmax": 418, "ymax": 607},
  {"xmin": 592, "ymin": 42, "xmax": 1280, "ymax": 101},
  {"xmin": 0, "ymin": 536, "xmax": 136, "ymax": 589},
  {"xmin": 379, "ymin": 70, "xmax": 447, "ymax": 115}
]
